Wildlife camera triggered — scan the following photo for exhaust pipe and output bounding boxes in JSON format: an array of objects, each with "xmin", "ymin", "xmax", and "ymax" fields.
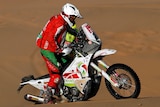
[{"xmin": 24, "ymin": 94, "xmax": 44, "ymax": 103}]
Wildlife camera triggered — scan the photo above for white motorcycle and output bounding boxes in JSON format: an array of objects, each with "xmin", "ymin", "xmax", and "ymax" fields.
[{"xmin": 17, "ymin": 23, "xmax": 141, "ymax": 104}]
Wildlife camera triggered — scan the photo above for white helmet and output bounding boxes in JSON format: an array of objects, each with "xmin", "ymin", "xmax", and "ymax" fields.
[{"xmin": 61, "ymin": 3, "xmax": 82, "ymax": 27}]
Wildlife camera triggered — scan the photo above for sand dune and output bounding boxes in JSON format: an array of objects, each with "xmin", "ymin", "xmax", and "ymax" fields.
[{"xmin": 0, "ymin": 0, "xmax": 160, "ymax": 107}]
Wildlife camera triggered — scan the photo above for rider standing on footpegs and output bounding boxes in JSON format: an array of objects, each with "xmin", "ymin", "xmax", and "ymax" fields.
[{"xmin": 36, "ymin": 3, "xmax": 82, "ymax": 104}]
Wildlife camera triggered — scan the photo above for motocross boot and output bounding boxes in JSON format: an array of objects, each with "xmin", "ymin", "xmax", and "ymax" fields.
[{"xmin": 44, "ymin": 86, "xmax": 55, "ymax": 104}]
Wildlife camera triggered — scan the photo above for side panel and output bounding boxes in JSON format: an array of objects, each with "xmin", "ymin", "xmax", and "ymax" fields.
[{"xmin": 62, "ymin": 55, "xmax": 92, "ymax": 87}]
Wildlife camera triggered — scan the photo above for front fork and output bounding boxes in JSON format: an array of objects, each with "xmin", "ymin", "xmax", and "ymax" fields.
[{"xmin": 90, "ymin": 60, "xmax": 119, "ymax": 87}]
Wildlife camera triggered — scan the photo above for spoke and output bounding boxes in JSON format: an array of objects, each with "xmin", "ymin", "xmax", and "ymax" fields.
[
  {"xmin": 110, "ymin": 69, "xmax": 137, "ymax": 97},
  {"xmin": 125, "ymin": 83, "xmax": 135, "ymax": 88}
]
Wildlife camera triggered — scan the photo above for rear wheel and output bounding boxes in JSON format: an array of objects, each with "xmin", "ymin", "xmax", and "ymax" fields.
[{"xmin": 105, "ymin": 63, "xmax": 141, "ymax": 99}]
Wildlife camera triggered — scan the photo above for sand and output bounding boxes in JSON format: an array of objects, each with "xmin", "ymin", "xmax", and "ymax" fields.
[{"xmin": 0, "ymin": 0, "xmax": 160, "ymax": 107}]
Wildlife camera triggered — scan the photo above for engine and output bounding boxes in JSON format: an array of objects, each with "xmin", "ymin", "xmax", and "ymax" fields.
[{"xmin": 63, "ymin": 86, "xmax": 82, "ymax": 102}]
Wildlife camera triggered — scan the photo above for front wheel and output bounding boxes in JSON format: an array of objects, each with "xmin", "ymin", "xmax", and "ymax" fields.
[{"xmin": 105, "ymin": 63, "xmax": 141, "ymax": 99}]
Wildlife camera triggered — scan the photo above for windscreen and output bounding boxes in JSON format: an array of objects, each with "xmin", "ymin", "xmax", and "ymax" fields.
[{"xmin": 79, "ymin": 23, "xmax": 102, "ymax": 54}]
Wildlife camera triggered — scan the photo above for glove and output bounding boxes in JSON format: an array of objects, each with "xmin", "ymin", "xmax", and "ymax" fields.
[{"xmin": 56, "ymin": 48, "xmax": 62, "ymax": 54}]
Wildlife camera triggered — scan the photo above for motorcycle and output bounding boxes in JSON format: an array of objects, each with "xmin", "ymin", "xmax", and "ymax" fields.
[{"xmin": 17, "ymin": 23, "xmax": 141, "ymax": 104}]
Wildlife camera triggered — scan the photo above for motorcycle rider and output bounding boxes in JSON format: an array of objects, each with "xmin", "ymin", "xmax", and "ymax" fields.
[{"xmin": 36, "ymin": 3, "xmax": 82, "ymax": 104}]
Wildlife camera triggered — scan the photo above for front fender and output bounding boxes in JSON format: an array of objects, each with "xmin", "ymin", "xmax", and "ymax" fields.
[{"xmin": 93, "ymin": 49, "xmax": 116, "ymax": 59}]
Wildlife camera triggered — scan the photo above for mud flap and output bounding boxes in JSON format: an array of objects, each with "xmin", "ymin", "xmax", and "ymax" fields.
[{"xmin": 17, "ymin": 84, "xmax": 25, "ymax": 92}]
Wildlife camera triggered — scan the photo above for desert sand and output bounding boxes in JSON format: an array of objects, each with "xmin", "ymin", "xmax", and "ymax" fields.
[{"xmin": 0, "ymin": 0, "xmax": 160, "ymax": 107}]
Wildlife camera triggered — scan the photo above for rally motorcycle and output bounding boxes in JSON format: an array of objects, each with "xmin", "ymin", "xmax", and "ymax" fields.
[{"xmin": 17, "ymin": 23, "xmax": 141, "ymax": 104}]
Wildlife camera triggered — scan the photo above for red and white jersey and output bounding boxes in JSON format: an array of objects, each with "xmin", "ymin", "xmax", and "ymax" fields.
[{"xmin": 36, "ymin": 14, "xmax": 67, "ymax": 52}]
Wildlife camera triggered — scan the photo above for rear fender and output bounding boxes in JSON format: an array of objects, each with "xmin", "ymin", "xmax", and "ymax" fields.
[{"xmin": 18, "ymin": 78, "xmax": 49, "ymax": 92}]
